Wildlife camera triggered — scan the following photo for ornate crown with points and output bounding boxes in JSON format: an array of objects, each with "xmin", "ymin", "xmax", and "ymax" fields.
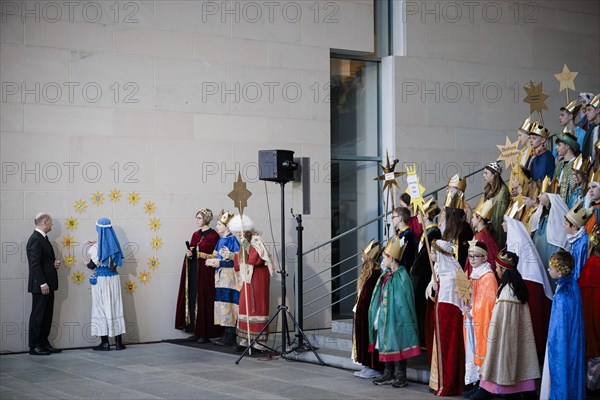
[
  {"xmin": 565, "ymin": 202, "xmax": 593, "ymax": 228},
  {"xmin": 217, "ymin": 209, "xmax": 234, "ymax": 225}
]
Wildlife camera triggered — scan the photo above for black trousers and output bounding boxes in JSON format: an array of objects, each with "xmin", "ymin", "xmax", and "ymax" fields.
[{"xmin": 29, "ymin": 292, "xmax": 54, "ymax": 348}]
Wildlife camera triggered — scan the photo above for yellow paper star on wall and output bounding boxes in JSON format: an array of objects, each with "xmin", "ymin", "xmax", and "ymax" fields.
[
  {"xmin": 109, "ymin": 188, "xmax": 121, "ymax": 202},
  {"xmin": 64, "ymin": 255, "xmax": 76, "ymax": 267},
  {"xmin": 144, "ymin": 201, "xmax": 156, "ymax": 215},
  {"xmin": 62, "ymin": 235, "xmax": 74, "ymax": 247},
  {"xmin": 523, "ymin": 80, "xmax": 549, "ymax": 115},
  {"xmin": 124, "ymin": 280, "xmax": 137, "ymax": 294},
  {"xmin": 151, "ymin": 237, "xmax": 163, "ymax": 250},
  {"xmin": 497, "ymin": 137, "xmax": 521, "ymax": 170},
  {"xmin": 91, "ymin": 192, "xmax": 104, "ymax": 206},
  {"xmin": 148, "ymin": 257, "xmax": 159, "ymax": 270},
  {"xmin": 139, "ymin": 270, "xmax": 151, "ymax": 284},
  {"xmin": 554, "ymin": 64, "xmax": 578, "ymax": 93},
  {"xmin": 74, "ymin": 200, "xmax": 87, "ymax": 214},
  {"xmin": 128, "ymin": 192, "xmax": 140, "ymax": 205},
  {"xmin": 149, "ymin": 218, "xmax": 161, "ymax": 231},
  {"xmin": 66, "ymin": 217, "xmax": 78, "ymax": 230},
  {"xmin": 228, "ymin": 172, "xmax": 252, "ymax": 215},
  {"xmin": 72, "ymin": 271, "xmax": 85, "ymax": 285},
  {"xmin": 405, "ymin": 164, "xmax": 426, "ymax": 214}
]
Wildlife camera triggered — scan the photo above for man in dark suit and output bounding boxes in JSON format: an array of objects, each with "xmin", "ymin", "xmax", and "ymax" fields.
[{"xmin": 27, "ymin": 212, "xmax": 61, "ymax": 355}]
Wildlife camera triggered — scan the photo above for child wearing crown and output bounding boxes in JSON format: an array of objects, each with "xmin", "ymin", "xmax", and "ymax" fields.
[
  {"xmin": 540, "ymin": 251, "xmax": 585, "ymax": 400},
  {"xmin": 579, "ymin": 231, "xmax": 600, "ymax": 391},
  {"xmin": 475, "ymin": 250, "xmax": 540, "ymax": 400},
  {"xmin": 564, "ymin": 202, "xmax": 592, "ymax": 281},
  {"xmin": 352, "ymin": 240, "xmax": 383, "ymax": 379},
  {"xmin": 368, "ymin": 237, "xmax": 420, "ymax": 388},
  {"xmin": 426, "ymin": 239, "xmax": 466, "ymax": 396}
]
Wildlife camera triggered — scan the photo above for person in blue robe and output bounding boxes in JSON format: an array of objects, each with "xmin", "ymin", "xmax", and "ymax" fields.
[
  {"xmin": 545, "ymin": 251, "xmax": 585, "ymax": 400},
  {"xmin": 526, "ymin": 122, "xmax": 555, "ymax": 182}
]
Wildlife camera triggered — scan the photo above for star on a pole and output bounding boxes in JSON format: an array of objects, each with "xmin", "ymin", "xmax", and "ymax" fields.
[
  {"xmin": 496, "ymin": 136, "xmax": 521, "ymax": 170},
  {"xmin": 228, "ymin": 172, "xmax": 252, "ymax": 215},
  {"xmin": 554, "ymin": 64, "xmax": 578, "ymax": 93},
  {"xmin": 453, "ymin": 266, "xmax": 472, "ymax": 303},
  {"xmin": 373, "ymin": 150, "xmax": 405, "ymax": 194},
  {"xmin": 523, "ymin": 80, "xmax": 549, "ymax": 115},
  {"xmin": 405, "ymin": 164, "xmax": 426, "ymax": 215}
]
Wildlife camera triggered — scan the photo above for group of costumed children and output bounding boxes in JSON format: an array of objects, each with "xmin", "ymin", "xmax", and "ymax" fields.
[
  {"xmin": 352, "ymin": 93, "xmax": 600, "ymax": 399},
  {"xmin": 174, "ymin": 209, "xmax": 274, "ymax": 353}
]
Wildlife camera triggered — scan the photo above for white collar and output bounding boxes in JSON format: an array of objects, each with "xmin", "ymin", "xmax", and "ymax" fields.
[{"xmin": 35, "ymin": 228, "xmax": 47, "ymax": 238}]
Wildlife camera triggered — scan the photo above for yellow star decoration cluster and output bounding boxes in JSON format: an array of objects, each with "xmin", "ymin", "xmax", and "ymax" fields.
[{"xmin": 65, "ymin": 189, "xmax": 162, "ymax": 294}]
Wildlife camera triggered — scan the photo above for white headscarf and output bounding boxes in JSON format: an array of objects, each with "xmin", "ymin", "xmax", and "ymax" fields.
[
  {"xmin": 529, "ymin": 194, "xmax": 569, "ymax": 249},
  {"xmin": 505, "ymin": 216, "xmax": 553, "ymax": 300}
]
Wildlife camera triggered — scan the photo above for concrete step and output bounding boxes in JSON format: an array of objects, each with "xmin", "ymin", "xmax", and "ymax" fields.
[
  {"xmin": 331, "ymin": 319, "xmax": 353, "ymax": 335},
  {"xmin": 306, "ymin": 331, "xmax": 353, "ymax": 352}
]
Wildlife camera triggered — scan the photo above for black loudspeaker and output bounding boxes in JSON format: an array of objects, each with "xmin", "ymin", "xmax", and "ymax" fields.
[{"xmin": 258, "ymin": 150, "xmax": 297, "ymax": 183}]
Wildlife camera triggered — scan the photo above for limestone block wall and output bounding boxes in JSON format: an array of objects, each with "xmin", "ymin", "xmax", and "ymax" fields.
[{"xmin": 0, "ymin": 0, "xmax": 374, "ymax": 352}]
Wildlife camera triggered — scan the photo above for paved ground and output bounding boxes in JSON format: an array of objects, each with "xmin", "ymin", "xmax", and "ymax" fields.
[{"xmin": 0, "ymin": 342, "xmax": 437, "ymax": 399}]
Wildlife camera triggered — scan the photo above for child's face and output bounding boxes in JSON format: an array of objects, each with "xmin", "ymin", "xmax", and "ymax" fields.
[
  {"xmin": 589, "ymin": 184, "xmax": 600, "ymax": 201},
  {"xmin": 585, "ymin": 105, "xmax": 599, "ymax": 122},
  {"xmin": 538, "ymin": 193, "xmax": 550, "ymax": 207},
  {"xmin": 548, "ymin": 264, "xmax": 562, "ymax": 280},
  {"xmin": 558, "ymin": 110, "xmax": 572, "ymax": 126},
  {"xmin": 496, "ymin": 264, "xmax": 505, "ymax": 279},
  {"xmin": 529, "ymin": 135, "xmax": 545, "ymax": 149},
  {"xmin": 555, "ymin": 141, "xmax": 569, "ymax": 157},
  {"xmin": 482, "ymin": 169, "xmax": 494, "ymax": 184},
  {"xmin": 468, "ymin": 252, "xmax": 486, "ymax": 268},
  {"xmin": 517, "ymin": 130, "xmax": 529, "ymax": 145},
  {"xmin": 471, "ymin": 214, "xmax": 480, "ymax": 228},
  {"xmin": 563, "ymin": 219, "xmax": 579, "ymax": 235}
]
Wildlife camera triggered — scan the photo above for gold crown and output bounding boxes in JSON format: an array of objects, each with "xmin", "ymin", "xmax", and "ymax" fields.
[
  {"xmin": 473, "ymin": 198, "xmax": 495, "ymax": 220},
  {"xmin": 549, "ymin": 256, "xmax": 573, "ymax": 276},
  {"xmin": 422, "ymin": 197, "xmax": 441, "ymax": 220},
  {"xmin": 572, "ymin": 154, "xmax": 592, "ymax": 175},
  {"xmin": 496, "ymin": 249, "xmax": 516, "ymax": 270},
  {"xmin": 217, "ymin": 209, "xmax": 234, "ymax": 225},
  {"xmin": 565, "ymin": 202, "xmax": 593, "ymax": 228},
  {"xmin": 540, "ymin": 176, "xmax": 560, "ymax": 194},
  {"xmin": 448, "ymin": 174, "xmax": 467, "ymax": 192},
  {"xmin": 444, "ymin": 190, "xmax": 466, "ymax": 209},
  {"xmin": 523, "ymin": 180, "xmax": 540, "ymax": 199},
  {"xmin": 555, "ymin": 128, "xmax": 580, "ymax": 152},
  {"xmin": 590, "ymin": 93, "xmax": 600, "ymax": 108},
  {"xmin": 362, "ymin": 239, "xmax": 381, "ymax": 261},
  {"xmin": 382, "ymin": 237, "xmax": 406, "ymax": 262},
  {"xmin": 561, "ymin": 99, "xmax": 581, "ymax": 116},
  {"xmin": 505, "ymin": 196, "xmax": 526, "ymax": 221},
  {"xmin": 468, "ymin": 239, "xmax": 488, "ymax": 256},
  {"xmin": 591, "ymin": 169, "xmax": 600, "ymax": 183},
  {"xmin": 518, "ymin": 116, "xmax": 533, "ymax": 132},
  {"xmin": 529, "ymin": 121, "xmax": 550, "ymax": 138}
]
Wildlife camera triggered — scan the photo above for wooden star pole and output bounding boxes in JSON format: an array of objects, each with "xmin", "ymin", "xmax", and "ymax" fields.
[
  {"xmin": 523, "ymin": 80, "xmax": 549, "ymax": 126},
  {"xmin": 554, "ymin": 64, "xmax": 578, "ymax": 103},
  {"xmin": 228, "ymin": 172, "xmax": 253, "ymax": 354},
  {"xmin": 374, "ymin": 150, "xmax": 405, "ymax": 239}
]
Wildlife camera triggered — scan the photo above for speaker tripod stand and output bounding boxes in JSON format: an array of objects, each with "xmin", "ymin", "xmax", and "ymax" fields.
[{"xmin": 235, "ymin": 181, "xmax": 324, "ymax": 365}]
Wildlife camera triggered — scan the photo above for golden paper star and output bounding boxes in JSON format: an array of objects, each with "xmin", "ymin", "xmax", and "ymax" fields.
[
  {"xmin": 523, "ymin": 80, "xmax": 549, "ymax": 115},
  {"xmin": 72, "ymin": 271, "xmax": 85, "ymax": 285},
  {"xmin": 148, "ymin": 218, "xmax": 161, "ymax": 231},
  {"xmin": 404, "ymin": 164, "xmax": 426, "ymax": 214},
  {"xmin": 62, "ymin": 235, "xmax": 74, "ymax": 247},
  {"xmin": 109, "ymin": 188, "xmax": 121, "ymax": 202},
  {"xmin": 151, "ymin": 236, "xmax": 163, "ymax": 250},
  {"xmin": 124, "ymin": 280, "xmax": 137, "ymax": 294},
  {"xmin": 144, "ymin": 201, "xmax": 156, "ymax": 215},
  {"xmin": 139, "ymin": 270, "xmax": 151, "ymax": 284},
  {"xmin": 374, "ymin": 150, "xmax": 405, "ymax": 194},
  {"xmin": 74, "ymin": 199, "xmax": 87, "ymax": 214},
  {"xmin": 66, "ymin": 217, "xmax": 78, "ymax": 230},
  {"xmin": 148, "ymin": 257, "xmax": 159, "ymax": 270},
  {"xmin": 554, "ymin": 64, "xmax": 578, "ymax": 93},
  {"xmin": 64, "ymin": 255, "xmax": 76, "ymax": 267},
  {"xmin": 453, "ymin": 267, "xmax": 473, "ymax": 303},
  {"xmin": 128, "ymin": 192, "xmax": 140, "ymax": 205},
  {"xmin": 497, "ymin": 136, "xmax": 521, "ymax": 170},
  {"xmin": 228, "ymin": 172, "xmax": 252, "ymax": 215},
  {"xmin": 91, "ymin": 191, "xmax": 104, "ymax": 206}
]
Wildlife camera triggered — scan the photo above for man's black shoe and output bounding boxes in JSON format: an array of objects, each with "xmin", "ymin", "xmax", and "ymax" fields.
[
  {"xmin": 30, "ymin": 346, "xmax": 51, "ymax": 356},
  {"xmin": 44, "ymin": 344, "xmax": 62, "ymax": 353},
  {"xmin": 196, "ymin": 337, "xmax": 209, "ymax": 344}
]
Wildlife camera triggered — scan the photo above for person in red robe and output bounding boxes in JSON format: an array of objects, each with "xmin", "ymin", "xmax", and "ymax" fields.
[
  {"xmin": 468, "ymin": 198, "xmax": 499, "ymax": 280},
  {"xmin": 579, "ymin": 231, "xmax": 600, "ymax": 391},
  {"xmin": 352, "ymin": 240, "xmax": 383, "ymax": 379},
  {"xmin": 175, "ymin": 209, "xmax": 221, "ymax": 343},
  {"xmin": 427, "ymin": 239, "xmax": 466, "ymax": 396},
  {"xmin": 229, "ymin": 214, "xmax": 273, "ymax": 352}
]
